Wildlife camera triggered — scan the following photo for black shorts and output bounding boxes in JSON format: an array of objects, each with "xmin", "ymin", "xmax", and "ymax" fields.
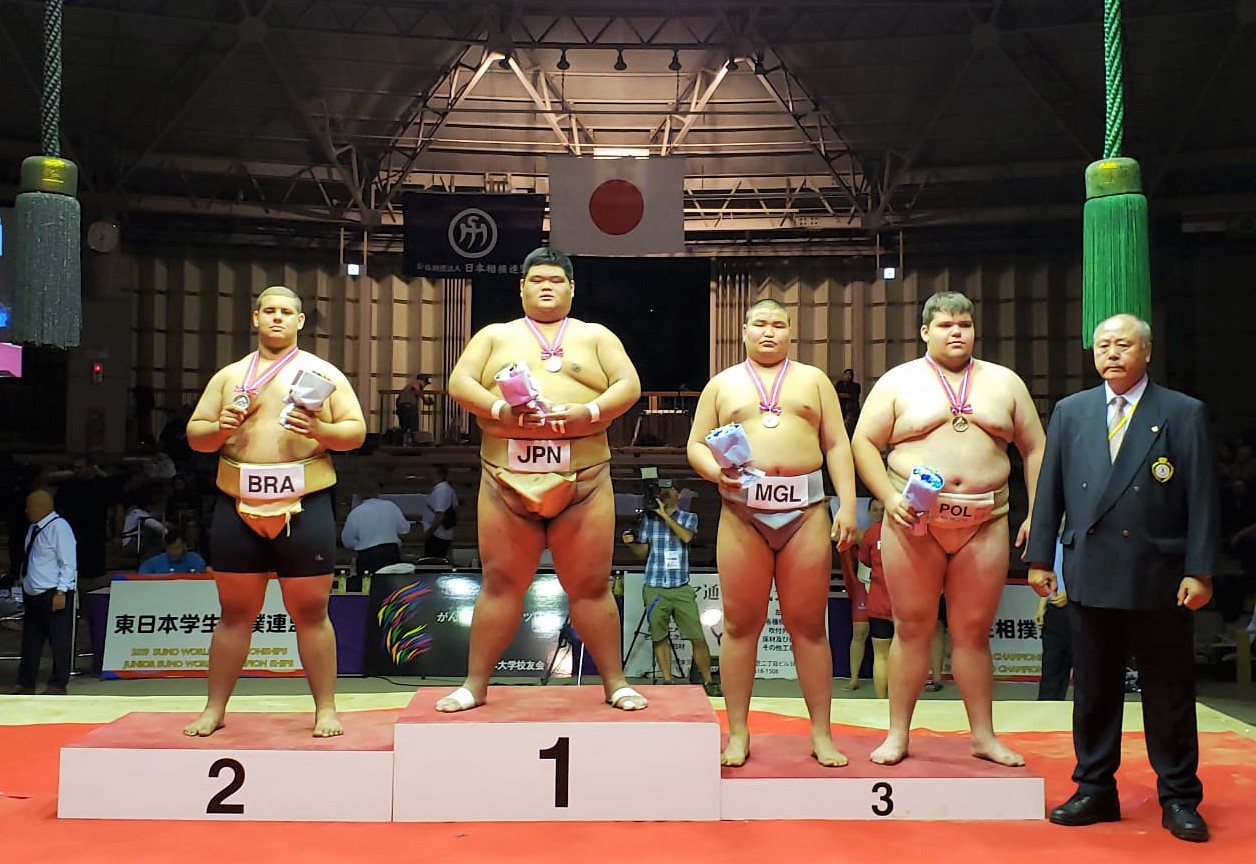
[
  {"xmin": 210, "ymin": 488, "xmax": 336, "ymax": 577},
  {"xmin": 868, "ymin": 617, "xmax": 895, "ymax": 640}
]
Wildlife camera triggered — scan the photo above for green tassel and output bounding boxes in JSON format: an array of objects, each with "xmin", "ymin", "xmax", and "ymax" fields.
[
  {"xmin": 1081, "ymin": 157, "xmax": 1150, "ymax": 347},
  {"xmin": 12, "ymin": 156, "xmax": 81, "ymax": 347}
]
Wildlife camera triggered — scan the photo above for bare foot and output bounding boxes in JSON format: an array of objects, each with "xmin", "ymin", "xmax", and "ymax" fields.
[
  {"xmin": 972, "ymin": 737, "xmax": 1024, "ymax": 767},
  {"xmin": 869, "ymin": 733, "xmax": 909, "ymax": 765},
  {"xmin": 721, "ymin": 733, "xmax": 750, "ymax": 767},
  {"xmin": 811, "ymin": 735, "xmax": 849, "ymax": 767},
  {"xmin": 183, "ymin": 709, "xmax": 225, "ymax": 737},
  {"xmin": 312, "ymin": 708, "xmax": 343, "ymax": 738},
  {"xmin": 840, "ymin": 679, "xmax": 860, "ymax": 692},
  {"xmin": 435, "ymin": 686, "xmax": 485, "ymax": 713}
]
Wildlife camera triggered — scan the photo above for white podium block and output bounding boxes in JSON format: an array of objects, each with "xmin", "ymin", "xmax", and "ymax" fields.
[
  {"xmin": 394, "ymin": 685, "xmax": 721, "ymax": 821},
  {"xmin": 59, "ymin": 712, "xmax": 395, "ymax": 821},
  {"xmin": 721, "ymin": 735, "xmax": 1045, "ymax": 821}
]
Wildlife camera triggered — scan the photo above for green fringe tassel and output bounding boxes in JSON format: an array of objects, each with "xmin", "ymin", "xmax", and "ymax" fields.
[
  {"xmin": 13, "ymin": 189, "xmax": 82, "ymax": 347},
  {"xmin": 1081, "ymin": 158, "xmax": 1151, "ymax": 347}
]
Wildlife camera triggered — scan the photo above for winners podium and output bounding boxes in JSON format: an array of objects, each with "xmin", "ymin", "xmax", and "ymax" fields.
[{"xmin": 58, "ymin": 687, "xmax": 1044, "ymax": 822}]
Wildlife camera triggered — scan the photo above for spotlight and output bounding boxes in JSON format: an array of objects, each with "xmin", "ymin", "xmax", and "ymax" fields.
[
  {"xmin": 556, "ymin": 48, "xmax": 570, "ymax": 71},
  {"xmin": 613, "ymin": 49, "xmax": 627, "ymax": 71},
  {"xmin": 668, "ymin": 50, "xmax": 682, "ymax": 72},
  {"xmin": 882, "ymin": 266, "xmax": 897, "ymax": 281}
]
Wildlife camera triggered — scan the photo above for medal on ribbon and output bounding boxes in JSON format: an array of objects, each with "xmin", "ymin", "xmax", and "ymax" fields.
[
  {"xmin": 925, "ymin": 355, "xmax": 974, "ymax": 431},
  {"xmin": 523, "ymin": 317, "xmax": 571, "ymax": 373},
  {"xmin": 233, "ymin": 345, "xmax": 301, "ymax": 411},
  {"xmin": 743, "ymin": 357, "xmax": 790, "ymax": 429}
]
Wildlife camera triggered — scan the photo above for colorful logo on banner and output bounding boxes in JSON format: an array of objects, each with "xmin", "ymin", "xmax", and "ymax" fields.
[
  {"xmin": 366, "ymin": 571, "xmax": 569, "ymax": 678},
  {"xmin": 403, "ymin": 193, "xmax": 545, "ymax": 278}
]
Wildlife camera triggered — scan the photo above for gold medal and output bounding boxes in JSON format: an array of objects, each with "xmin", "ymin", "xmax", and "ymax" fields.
[
  {"xmin": 951, "ymin": 415, "xmax": 969, "ymax": 432},
  {"xmin": 1151, "ymin": 457, "xmax": 1174, "ymax": 483}
]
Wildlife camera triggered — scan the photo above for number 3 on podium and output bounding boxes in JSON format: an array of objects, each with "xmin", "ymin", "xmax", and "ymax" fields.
[{"xmin": 870, "ymin": 781, "xmax": 894, "ymax": 816}]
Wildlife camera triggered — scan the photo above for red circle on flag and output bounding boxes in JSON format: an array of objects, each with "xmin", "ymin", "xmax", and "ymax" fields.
[{"xmin": 588, "ymin": 179, "xmax": 644, "ymax": 236}]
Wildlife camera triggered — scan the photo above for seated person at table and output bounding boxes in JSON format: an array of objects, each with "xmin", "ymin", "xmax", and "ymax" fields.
[{"xmin": 138, "ymin": 530, "xmax": 208, "ymax": 575}]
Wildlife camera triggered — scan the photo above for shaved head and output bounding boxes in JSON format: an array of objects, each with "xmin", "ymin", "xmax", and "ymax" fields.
[{"xmin": 25, "ymin": 489, "xmax": 54, "ymax": 523}]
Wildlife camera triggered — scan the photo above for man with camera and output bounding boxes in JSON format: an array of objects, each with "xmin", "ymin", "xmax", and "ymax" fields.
[{"xmin": 621, "ymin": 480, "xmax": 717, "ymax": 694}]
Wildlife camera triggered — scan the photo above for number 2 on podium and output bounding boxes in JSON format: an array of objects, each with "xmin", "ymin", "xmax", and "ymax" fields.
[
  {"xmin": 207, "ymin": 757, "xmax": 246, "ymax": 814},
  {"xmin": 538, "ymin": 737, "xmax": 570, "ymax": 808}
]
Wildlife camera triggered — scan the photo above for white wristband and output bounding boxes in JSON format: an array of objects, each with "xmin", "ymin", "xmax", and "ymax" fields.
[
  {"xmin": 490, "ymin": 399, "xmax": 507, "ymax": 421},
  {"xmin": 585, "ymin": 401, "xmax": 601, "ymax": 423}
]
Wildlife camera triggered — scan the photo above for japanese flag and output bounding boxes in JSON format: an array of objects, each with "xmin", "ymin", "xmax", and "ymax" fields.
[{"xmin": 547, "ymin": 156, "xmax": 686, "ymax": 256}]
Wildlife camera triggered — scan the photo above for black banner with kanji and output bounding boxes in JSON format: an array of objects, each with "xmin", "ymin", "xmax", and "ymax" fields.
[{"xmin": 402, "ymin": 192, "xmax": 545, "ymax": 278}]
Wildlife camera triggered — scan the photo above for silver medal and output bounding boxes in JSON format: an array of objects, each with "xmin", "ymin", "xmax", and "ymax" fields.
[
  {"xmin": 232, "ymin": 393, "xmax": 252, "ymax": 411},
  {"xmin": 544, "ymin": 356, "xmax": 563, "ymax": 373},
  {"xmin": 762, "ymin": 413, "xmax": 781, "ymax": 429}
]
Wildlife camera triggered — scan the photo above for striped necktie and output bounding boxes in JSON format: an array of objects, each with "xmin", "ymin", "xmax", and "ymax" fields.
[{"xmin": 1108, "ymin": 395, "xmax": 1128, "ymax": 462}]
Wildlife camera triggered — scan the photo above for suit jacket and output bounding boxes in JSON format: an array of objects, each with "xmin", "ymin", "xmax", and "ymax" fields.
[{"xmin": 1027, "ymin": 380, "xmax": 1218, "ymax": 611}]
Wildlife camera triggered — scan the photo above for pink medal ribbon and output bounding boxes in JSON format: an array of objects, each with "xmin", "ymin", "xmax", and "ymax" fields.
[
  {"xmin": 232, "ymin": 345, "xmax": 301, "ymax": 410},
  {"xmin": 925, "ymin": 355, "xmax": 974, "ymax": 431},
  {"xmin": 743, "ymin": 357, "xmax": 790, "ymax": 428},
  {"xmin": 523, "ymin": 316, "xmax": 570, "ymax": 372}
]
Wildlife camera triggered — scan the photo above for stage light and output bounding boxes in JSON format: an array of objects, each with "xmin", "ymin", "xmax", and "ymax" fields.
[
  {"xmin": 882, "ymin": 266, "xmax": 897, "ymax": 280},
  {"xmin": 613, "ymin": 49, "xmax": 627, "ymax": 71},
  {"xmin": 668, "ymin": 50, "xmax": 682, "ymax": 72},
  {"xmin": 592, "ymin": 146, "xmax": 649, "ymax": 159},
  {"xmin": 90, "ymin": 361, "xmax": 103, "ymax": 384},
  {"xmin": 556, "ymin": 48, "xmax": 570, "ymax": 71},
  {"xmin": 441, "ymin": 575, "xmax": 479, "ymax": 599},
  {"xmin": 530, "ymin": 611, "xmax": 565, "ymax": 637},
  {"xmin": 346, "ymin": 262, "xmax": 360, "ymax": 277},
  {"xmin": 529, "ymin": 576, "xmax": 565, "ymax": 598}
]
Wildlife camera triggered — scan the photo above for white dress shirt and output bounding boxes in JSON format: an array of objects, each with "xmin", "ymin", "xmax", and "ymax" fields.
[
  {"xmin": 425, "ymin": 481, "xmax": 459, "ymax": 541},
  {"xmin": 341, "ymin": 498, "xmax": 412, "ymax": 550},
  {"xmin": 1103, "ymin": 375, "xmax": 1149, "ymax": 424},
  {"xmin": 23, "ymin": 511, "xmax": 78, "ymax": 594}
]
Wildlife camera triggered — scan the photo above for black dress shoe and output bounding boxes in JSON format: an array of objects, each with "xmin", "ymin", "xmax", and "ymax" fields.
[
  {"xmin": 1161, "ymin": 803, "xmax": 1208, "ymax": 842},
  {"xmin": 1048, "ymin": 791, "xmax": 1121, "ymax": 826}
]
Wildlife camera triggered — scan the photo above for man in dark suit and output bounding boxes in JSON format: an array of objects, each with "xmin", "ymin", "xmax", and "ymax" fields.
[{"xmin": 1027, "ymin": 313, "xmax": 1217, "ymax": 843}]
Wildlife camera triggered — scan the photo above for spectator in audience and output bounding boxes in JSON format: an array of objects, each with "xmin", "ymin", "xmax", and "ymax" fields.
[
  {"xmin": 139, "ymin": 530, "xmax": 208, "ymax": 575},
  {"xmin": 121, "ymin": 494, "xmax": 168, "ymax": 563},
  {"xmin": 858, "ymin": 500, "xmax": 894, "ymax": 698},
  {"xmin": 422, "ymin": 464, "xmax": 458, "ymax": 560},
  {"xmin": 341, "ymin": 488, "xmax": 411, "ymax": 590},
  {"xmin": 55, "ymin": 454, "xmax": 123, "ymax": 589}
]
